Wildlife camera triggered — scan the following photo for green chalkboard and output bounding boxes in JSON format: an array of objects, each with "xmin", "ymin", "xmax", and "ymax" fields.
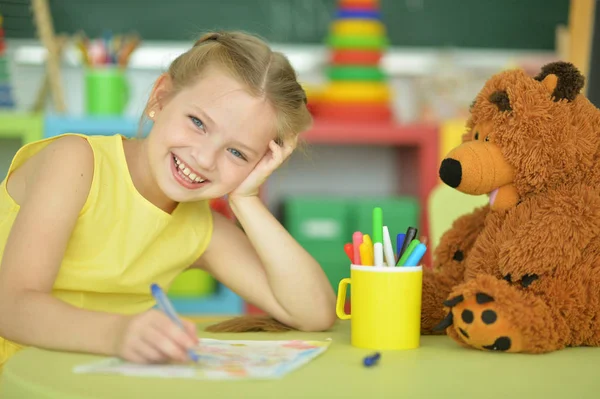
[{"xmin": 3, "ymin": 0, "xmax": 568, "ymax": 50}]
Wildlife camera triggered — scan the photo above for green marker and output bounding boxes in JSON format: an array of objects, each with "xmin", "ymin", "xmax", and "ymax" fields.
[
  {"xmin": 373, "ymin": 207, "xmax": 384, "ymax": 266},
  {"xmin": 396, "ymin": 239, "xmax": 420, "ymax": 266}
]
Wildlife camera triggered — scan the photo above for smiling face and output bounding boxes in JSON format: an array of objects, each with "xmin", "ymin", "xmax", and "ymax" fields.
[{"xmin": 145, "ymin": 67, "xmax": 277, "ymax": 203}]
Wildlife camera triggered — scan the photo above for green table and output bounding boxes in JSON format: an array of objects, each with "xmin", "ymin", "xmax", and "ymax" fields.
[{"xmin": 1, "ymin": 320, "xmax": 599, "ymax": 398}]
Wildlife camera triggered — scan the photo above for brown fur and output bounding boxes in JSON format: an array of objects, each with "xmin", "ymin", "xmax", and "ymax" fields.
[
  {"xmin": 426, "ymin": 61, "xmax": 600, "ymax": 353},
  {"xmin": 207, "ymin": 62, "xmax": 600, "ymax": 348}
]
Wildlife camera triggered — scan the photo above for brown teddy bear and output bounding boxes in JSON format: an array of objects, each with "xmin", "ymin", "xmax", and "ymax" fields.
[
  {"xmin": 207, "ymin": 62, "xmax": 600, "ymax": 356},
  {"xmin": 422, "ymin": 61, "xmax": 600, "ymax": 353}
]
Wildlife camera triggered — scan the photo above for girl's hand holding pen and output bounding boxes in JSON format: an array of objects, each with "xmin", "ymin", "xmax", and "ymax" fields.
[{"xmin": 113, "ymin": 309, "xmax": 199, "ymax": 364}]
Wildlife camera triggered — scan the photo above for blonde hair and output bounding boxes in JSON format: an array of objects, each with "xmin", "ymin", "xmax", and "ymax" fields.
[{"xmin": 141, "ymin": 31, "xmax": 312, "ymax": 143}]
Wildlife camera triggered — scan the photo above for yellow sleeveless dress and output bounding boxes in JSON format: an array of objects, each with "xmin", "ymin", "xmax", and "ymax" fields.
[{"xmin": 0, "ymin": 133, "xmax": 213, "ymax": 369}]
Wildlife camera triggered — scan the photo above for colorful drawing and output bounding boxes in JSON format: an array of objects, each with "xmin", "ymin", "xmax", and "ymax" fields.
[{"xmin": 73, "ymin": 338, "xmax": 331, "ymax": 380}]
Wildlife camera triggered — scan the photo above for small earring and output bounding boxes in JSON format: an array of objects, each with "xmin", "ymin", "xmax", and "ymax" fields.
[{"xmin": 149, "ymin": 110, "xmax": 156, "ymax": 119}]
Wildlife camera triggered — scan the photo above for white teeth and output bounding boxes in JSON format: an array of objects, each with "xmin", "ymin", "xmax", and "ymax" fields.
[{"xmin": 173, "ymin": 154, "xmax": 207, "ymax": 184}]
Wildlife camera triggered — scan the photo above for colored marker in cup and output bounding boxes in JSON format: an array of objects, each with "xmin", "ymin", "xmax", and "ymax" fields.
[
  {"xmin": 352, "ymin": 232, "xmax": 363, "ymax": 265},
  {"xmin": 398, "ymin": 227, "xmax": 418, "ymax": 258},
  {"xmin": 372, "ymin": 207, "xmax": 384, "ymax": 267},
  {"xmin": 363, "ymin": 234, "xmax": 374, "ymax": 264},
  {"xmin": 343, "ymin": 243, "xmax": 354, "ymax": 262},
  {"xmin": 396, "ymin": 233, "xmax": 406, "ymax": 259},
  {"xmin": 396, "ymin": 239, "xmax": 420, "ymax": 266},
  {"xmin": 359, "ymin": 242, "xmax": 373, "ymax": 266},
  {"xmin": 382, "ymin": 226, "xmax": 395, "ymax": 267},
  {"xmin": 402, "ymin": 243, "xmax": 427, "ymax": 266}
]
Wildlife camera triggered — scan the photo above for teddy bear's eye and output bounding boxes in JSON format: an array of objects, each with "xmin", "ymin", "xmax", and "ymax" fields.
[
  {"xmin": 484, "ymin": 135, "xmax": 490, "ymax": 142},
  {"xmin": 474, "ymin": 132, "xmax": 479, "ymax": 140}
]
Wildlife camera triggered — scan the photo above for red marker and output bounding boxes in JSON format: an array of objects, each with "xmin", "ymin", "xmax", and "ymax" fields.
[{"xmin": 343, "ymin": 243, "xmax": 353, "ymax": 262}]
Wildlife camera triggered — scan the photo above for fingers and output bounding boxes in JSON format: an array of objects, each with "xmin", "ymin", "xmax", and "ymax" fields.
[
  {"xmin": 143, "ymin": 325, "xmax": 190, "ymax": 362},
  {"xmin": 182, "ymin": 318, "xmax": 199, "ymax": 344},
  {"xmin": 133, "ymin": 342, "xmax": 168, "ymax": 364},
  {"xmin": 269, "ymin": 138, "xmax": 295, "ymax": 165},
  {"xmin": 145, "ymin": 312, "xmax": 197, "ymax": 362}
]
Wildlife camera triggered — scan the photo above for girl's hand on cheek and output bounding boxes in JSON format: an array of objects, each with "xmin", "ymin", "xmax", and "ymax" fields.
[{"xmin": 229, "ymin": 138, "xmax": 296, "ymax": 198}]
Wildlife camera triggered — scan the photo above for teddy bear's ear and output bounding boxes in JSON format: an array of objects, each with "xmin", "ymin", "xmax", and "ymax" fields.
[{"xmin": 533, "ymin": 61, "xmax": 585, "ymax": 101}]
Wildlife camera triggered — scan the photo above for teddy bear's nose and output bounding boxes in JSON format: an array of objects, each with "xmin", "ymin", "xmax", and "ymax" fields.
[{"xmin": 439, "ymin": 158, "xmax": 462, "ymax": 188}]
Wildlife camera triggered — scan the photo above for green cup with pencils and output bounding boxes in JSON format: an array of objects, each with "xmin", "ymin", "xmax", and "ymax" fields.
[
  {"xmin": 77, "ymin": 31, "xmax": 139, "ymax": 116},
  {"xmin": 85, "ymin": 67, "xmax": 129, "ymax": 116}
]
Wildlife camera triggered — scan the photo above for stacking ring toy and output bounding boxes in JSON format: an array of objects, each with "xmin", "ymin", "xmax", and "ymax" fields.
[
  {"xmin": 331, "ymin": 20, "xmax": 386, "ymax": 36},
  {"xmin": 313, "ymin": 102, "xmax": 393, "ymax": 121},
  {"xmin": 331, "ymin": 49, "xmax": 383, "ymax": 65},
  {"xmin": 339, "ymin": 0, "xmax": 380, "ymax": 8},
  {"xmin": 321, "ymin": 82, "xmax": 392, "ymax": 103},
  {"xmin": 327, "ymin": 66, "xmax": 386, "ymax": 81},
  {"xmin": 327, "ymin": 35, "xmax": 388, "ymax": 50}
]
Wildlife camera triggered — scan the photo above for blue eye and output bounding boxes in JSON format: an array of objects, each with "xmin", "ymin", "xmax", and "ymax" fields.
[
  {"xmin": 189, "ymin": 116, "xmax": 205, "ymax": 130},
  {"xmin": 228, "ymin": 148, "xmax": 247, "ymax": 161}
]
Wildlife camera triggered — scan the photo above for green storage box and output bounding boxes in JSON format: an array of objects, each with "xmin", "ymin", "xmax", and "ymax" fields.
[
  {"xmin": 168, "ymin": 268, "xmax": 216, "ymax": 298},
  {"xmin": 296, "ymin": 241, "xmax": 349, "ymax": 293},
  {"xmin": 284, "ymin": 197, "xmax": 350, "ymax": 244}
]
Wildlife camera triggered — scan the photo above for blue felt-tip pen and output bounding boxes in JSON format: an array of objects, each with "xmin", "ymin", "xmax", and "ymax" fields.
[
  {"xmin": 396, "ymin": 233, "xmax": 406, "ymax": 258},
  {"xmin": 150, "ymin": 283, "xmax": 199, "ymax": 363},
  {"xmin": 363, "ymin": 352, "xmax": 381, "ymax": 367}
]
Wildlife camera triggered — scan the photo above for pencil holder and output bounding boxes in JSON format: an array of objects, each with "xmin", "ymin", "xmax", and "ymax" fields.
[
  {"xmin": 85, "ymin": 67, "xmax": 129, "ymax": 115},
  {"xmin": 336, "ymin": 264, "xmax": 422, "ymax": 350}
]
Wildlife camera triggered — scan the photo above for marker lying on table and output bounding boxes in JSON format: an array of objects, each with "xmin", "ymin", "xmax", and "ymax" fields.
[
  {"xmin": 363, "ymin": 352, "xmax": 381, "ymax": 367},
  {"xmin": 151, "ymin": 283, "xmax": 200, "ymax": 363}
]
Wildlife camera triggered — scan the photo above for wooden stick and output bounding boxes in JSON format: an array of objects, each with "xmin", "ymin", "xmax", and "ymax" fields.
[
  {"xmin": 31, "ymin": 0, "xmax": 67, "ymax": 113},
  {"xmin": 31, "ymin": 35, "xmax": 68, "ymax": 112}
]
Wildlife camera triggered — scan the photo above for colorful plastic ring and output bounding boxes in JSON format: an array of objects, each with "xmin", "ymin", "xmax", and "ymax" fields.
[
  {"xmin": 327, "ymin": 66, "xmax": 386, "ymax": 81},
  {"xmin": 336, "ymin": 9, "xmax": 381, "ymax": 19},
  {"xmin": 327, "ymin": 35, "xmax": 389, "ymax": 50},
  {"xmin": 331, "ymin": 20, "xmax": 386, "ymax": 36},
  {"xmin": 339, "ymin": 0, "xmax": 380, "ymax": 8},
  {"xmin": 313, "ymin": 102, "xmax": 393, "ymax": 122},
  {"xmin": 321, "ymin": 82, "xmax": 392, "ymax": 103},
  {"xmin": 331, "ymin": 49, "xmax": 383, "ymax": 65}
]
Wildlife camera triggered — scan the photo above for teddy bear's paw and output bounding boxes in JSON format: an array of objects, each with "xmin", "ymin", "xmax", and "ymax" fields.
[{"xmin": 433, "ymin": 280, "xmax": 526, "ymax": 352}]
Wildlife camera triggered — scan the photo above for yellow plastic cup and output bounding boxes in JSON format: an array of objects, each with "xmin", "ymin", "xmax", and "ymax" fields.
[{"xmin": 336, "ymin": 264, "xmax": 423, "ymax": 350}]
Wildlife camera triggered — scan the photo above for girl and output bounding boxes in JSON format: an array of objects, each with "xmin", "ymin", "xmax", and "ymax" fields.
[{"xmin": 0, "ymin": 31, "xmax": 335, "ymax": 368}]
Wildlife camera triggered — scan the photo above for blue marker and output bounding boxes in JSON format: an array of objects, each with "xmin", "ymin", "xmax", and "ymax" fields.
[
  {"xmin": 402, "ymin": 243, "xmax": 427, "ymax": 267},
  {"xmin": 396, "ymin": 233, "xmax": 406, "ymax": 258},
  {"xmin": 363, "ymin": 352, "xmax": 381, "ymax": 367},
  {"xmin": 150, "ymin": 283, "xmax": 199, "ymax": 362}
]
